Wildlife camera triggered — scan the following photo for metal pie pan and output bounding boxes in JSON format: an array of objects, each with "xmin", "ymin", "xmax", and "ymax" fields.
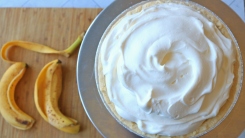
[{"xmin": 76, "ymin": 0, "xmax": 243, "ymax": 137}]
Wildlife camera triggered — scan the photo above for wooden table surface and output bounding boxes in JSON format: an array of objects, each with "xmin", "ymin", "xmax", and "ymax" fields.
[
  {"xmin": 0, "ymin": 8, "xmax": 102, "ymax": 138},
  {"xmin": 0, "ymin": 1, "xmax": 244, "ymax": 137}
]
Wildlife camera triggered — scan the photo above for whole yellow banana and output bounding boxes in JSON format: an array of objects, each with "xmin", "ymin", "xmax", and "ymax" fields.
[
  {"xmin": 34, "ymin": 59, "xmax": 80, "ymax": 134},
  {"xmin": 0, "ymin": 62, "xmax": 35, "ymax": 130}
]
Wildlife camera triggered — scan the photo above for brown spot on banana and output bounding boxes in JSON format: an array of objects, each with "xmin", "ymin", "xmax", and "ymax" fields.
[{"xmin": 15, "ymin": 118, "xmax": 31, "ymax": 125}]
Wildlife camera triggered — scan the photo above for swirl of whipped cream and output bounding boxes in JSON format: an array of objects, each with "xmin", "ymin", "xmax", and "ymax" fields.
[{"xmin": 100, "ymin": 2, "xmax": 235, "ymax": 136}]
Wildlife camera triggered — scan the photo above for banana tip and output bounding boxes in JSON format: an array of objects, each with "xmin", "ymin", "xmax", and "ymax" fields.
[
  {"xmin": 25, "ymin": 63, "xmax": 29, "ymax": 68},
  {"xmin": 57, "ymin": 59, "xmax": 62, "ymax": 64}
]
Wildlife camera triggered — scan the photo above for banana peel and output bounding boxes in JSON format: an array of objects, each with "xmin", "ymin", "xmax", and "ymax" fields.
[
  {"xmin": 0, "ymin": 62, "xmax": 35, "ymax": 130},
  {"xmin": 34, "ymin": 59, "xmax": 80, "ymax": 134},
  {"xmin": 1, "ymin": 32, "xmax": 85, "ymax": 63}
]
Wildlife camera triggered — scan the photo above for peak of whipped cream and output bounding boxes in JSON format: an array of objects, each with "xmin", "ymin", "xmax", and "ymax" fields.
[{"xmin": 100, "ymin": 2, "xmax": 235, "ymax": 136}]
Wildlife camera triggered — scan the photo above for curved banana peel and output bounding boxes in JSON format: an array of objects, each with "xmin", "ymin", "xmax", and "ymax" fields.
[
  {"xmin": 1, "ymin": 32, "xmax": 85, "ymax": 63},
  {"xmin": 0, "ymin": 62, "xmax": 35, "ymax": 130},
  {"xmin": 34, "ymin": 59, "xmax": 80, "ymax": 134}
]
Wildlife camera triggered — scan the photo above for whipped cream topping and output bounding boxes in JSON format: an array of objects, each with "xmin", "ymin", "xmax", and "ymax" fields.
[{"xmin": 100, "ymin": 2, "xmax": 235, "ymax": 136}]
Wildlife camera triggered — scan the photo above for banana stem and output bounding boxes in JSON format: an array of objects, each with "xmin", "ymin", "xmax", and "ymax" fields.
[{"xmin": 63, "ymin": 31, "xmax": 85, "ymax": 57}]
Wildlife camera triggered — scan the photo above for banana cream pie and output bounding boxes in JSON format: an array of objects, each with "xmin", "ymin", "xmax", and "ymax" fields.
[{"xmin": 96, "ymin": 0, "xmax": 242, "ymax": 137}]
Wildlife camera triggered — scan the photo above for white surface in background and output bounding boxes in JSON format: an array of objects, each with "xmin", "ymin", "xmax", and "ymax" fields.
[
  {"xmin": 0, "ymin": 0, "xmax": 244, "ymax": 22},
  {"xmin": 93, "ymin": 0, "xmax": 114, "ymax": 8},
  {"xmin": 238, "ymin": 129, "xmax": 245, "ymax": 138},
  {"xmin": 223, "ymin": 0, "xmax": 245, "ymax": 21}
]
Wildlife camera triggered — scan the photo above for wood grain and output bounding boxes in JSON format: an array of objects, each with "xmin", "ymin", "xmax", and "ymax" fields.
[
  {"xmin": 0, "ymin": 8, "xmax": 102, "ymax": 138},
  {"xmin": 0, "ymin": 3, "xmax": 244, "ymax": 138}
]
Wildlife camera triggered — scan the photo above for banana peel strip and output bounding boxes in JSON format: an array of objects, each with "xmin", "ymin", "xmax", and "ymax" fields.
[{"xmin": 0, "ymin": 32, "xmax": 85, "ymax": 63}]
